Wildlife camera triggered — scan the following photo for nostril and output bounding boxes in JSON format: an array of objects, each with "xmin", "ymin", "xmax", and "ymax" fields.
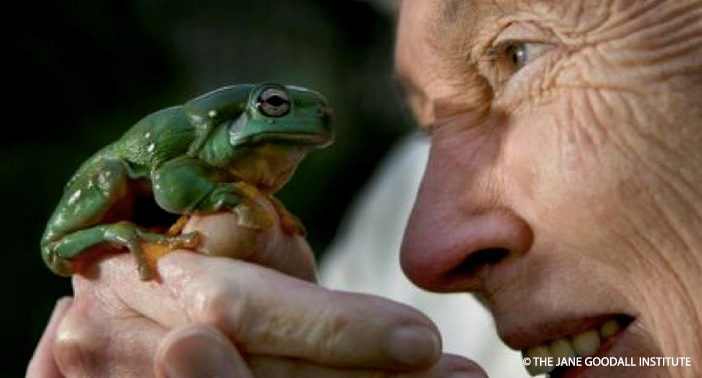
[
  {"xmin": 317, "ymin": 106, "xmax": 332, "ymax": 120},
  {"xmin": 401, "ymin": 205, "xmax": 533, "ymax": 292},
  {"xmin": 446, "ymin": 248, "xmax": 510, "ymax": 281}
]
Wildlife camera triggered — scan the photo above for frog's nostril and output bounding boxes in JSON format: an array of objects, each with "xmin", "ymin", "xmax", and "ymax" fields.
[{"xmin": 317, "ymin": 106, "xmax": 333, "ymax": 121}]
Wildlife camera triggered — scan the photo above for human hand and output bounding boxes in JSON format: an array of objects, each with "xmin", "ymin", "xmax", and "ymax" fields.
[
  {"xmin": 28, "ymin": 212, "xmax": 486, "ymax": 377},
  {"xmin": 27, "ymin": 297, "xmax": 72, "ymax": 378}
]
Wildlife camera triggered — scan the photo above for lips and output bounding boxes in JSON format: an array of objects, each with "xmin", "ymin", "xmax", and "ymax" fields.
[
  {"xmin": 520, "ymin": 315, "xmax": 634, "ymax": 376},
  {"xmin": 477, "ymin": 245, "xmax": 645, "ymax": 375}
]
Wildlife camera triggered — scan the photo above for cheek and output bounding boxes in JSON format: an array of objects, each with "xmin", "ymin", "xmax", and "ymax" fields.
[{"xmin": 499, "ymin": 95, "xmax": 642, "ymax": 263}]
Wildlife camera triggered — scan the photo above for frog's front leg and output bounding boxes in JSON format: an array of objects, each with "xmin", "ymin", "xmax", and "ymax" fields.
[{"xmin": 152, "ymin": 157, "xmax": 275, "ymax": 229}]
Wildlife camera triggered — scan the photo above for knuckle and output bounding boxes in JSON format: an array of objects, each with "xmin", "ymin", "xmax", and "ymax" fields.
[
  {"xmin": 191, "ymin": 279, "xmax": 246, "ymax": 337},
  {"xmin": 53, "ymin": 309, "xmax": 105, "ymax": 377},
  {"xmin": 314, "ymin": 313, "xmax": 354, "ymax": 363}
]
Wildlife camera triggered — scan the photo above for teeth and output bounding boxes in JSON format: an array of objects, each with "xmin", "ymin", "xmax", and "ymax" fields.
[
  {"xmin": 549, "ymin": 338, "xmax": 576, "ymax": 360},
  {"xmin": 571, "ymin": 329, "xmax": 600, "ymax": 357},
  {"xmin": 523, "ymin": 345, "xmax": 554, "ymax": 375},
  {"xmin": 600, "ymin": 319, "xmax": 620, "ymax": 338},
  {"xmin": 521, "ymin": 318, "xmax": 624, "ymax": 376}
]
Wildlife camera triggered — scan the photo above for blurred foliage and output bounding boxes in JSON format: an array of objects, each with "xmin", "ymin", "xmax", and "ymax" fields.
[{"xmin": 1, "ymin": 0, "xmax": 414, "ymax": 376}]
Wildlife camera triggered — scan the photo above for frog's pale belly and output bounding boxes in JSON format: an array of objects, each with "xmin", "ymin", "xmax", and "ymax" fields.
[{"xmin": 231, "ymin": 144, "xmax": 308, "ymax": 193}]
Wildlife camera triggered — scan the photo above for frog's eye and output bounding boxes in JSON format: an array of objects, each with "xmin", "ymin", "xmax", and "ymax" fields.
[{"xmin": 256, "ymin": 88, "xmax": 291, "ymax": 117}]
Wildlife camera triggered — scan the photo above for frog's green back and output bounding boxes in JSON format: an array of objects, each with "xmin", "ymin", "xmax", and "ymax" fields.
[
  {"xmin": 117, "ymin": 106, "xmax": 197, "ymax": 167},
  {"xmin": 78, "ymin": 106, "xmax": 197, "ymax": 175}
]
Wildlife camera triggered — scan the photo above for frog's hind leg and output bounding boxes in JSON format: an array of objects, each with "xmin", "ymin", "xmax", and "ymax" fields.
[
  {"xmin": 139, "ymin": 215, "xmax": 195, "ymax": 271},
  {"xmin": 42, "ymin": 159, "xmax": 134, "ymax": 277},
  {"xmin": 42, "ymin": 158, "xmax": 198, "ymax": 280},
  {"xmin": 43, "ymin": 221, "xmax": 199, "ymax": 280}
]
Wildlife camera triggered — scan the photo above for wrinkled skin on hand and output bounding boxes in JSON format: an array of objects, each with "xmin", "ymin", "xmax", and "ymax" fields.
[
  {"xmin": 28, "ymin": 207, "xmax": 486, "ymax": 378},
  {"xmin": 29, "ymin": 0, "xmax": 702, "ymax": 377},
  {"xmin": 396, "ymin": 0, "xmax": 702, "ymax": 377}
]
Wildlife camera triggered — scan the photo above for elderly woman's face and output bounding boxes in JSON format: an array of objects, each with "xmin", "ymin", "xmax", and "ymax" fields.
[{"xmin": 396, "ymin": 0, "xmax": 702, "ymax": 377}]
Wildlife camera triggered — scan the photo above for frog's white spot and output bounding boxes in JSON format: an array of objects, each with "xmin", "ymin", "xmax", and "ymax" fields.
[
  {"xmin": 208, "ymin": 110, "xmax": 217, "ymax": 118},
  {"xmin": 97, "ymin": 172, "xmax": 111, "ymax": 189},
  {"xmin": 68, "ymin": 190, "xmax": 82, "ymax": 206},
  {"xmin": 147, "ymin": 143, "xmax": 156, "ymax": 153},
  {"xmin": 144, "ymin": 132, "xmax": 152, "ymax": 139}
]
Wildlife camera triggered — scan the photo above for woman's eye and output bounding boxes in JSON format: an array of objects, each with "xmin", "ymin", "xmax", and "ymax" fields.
[{"xmin": 500, "ymin": 41, "xmax": 552, "ymax": 73}]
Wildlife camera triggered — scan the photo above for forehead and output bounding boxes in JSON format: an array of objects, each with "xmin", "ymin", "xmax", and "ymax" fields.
[
  {"xmin": 393, "ymin": 0, "xmax": 583, "ymax": 89},
  {"xmin": 394, "ymin": 0, "xmax": 440, "ymax": 74},
  {"xmin": 394, "ymin": 0, "xmax": 486, "ymax": 86},
  {"xmin": 394, "ymin": 0, "xmax": 444, "ymax": 92}
]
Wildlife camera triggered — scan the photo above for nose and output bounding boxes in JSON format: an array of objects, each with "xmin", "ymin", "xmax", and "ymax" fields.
[{"xmin": 400, "ymin": 127, "xmax": 533, "ymax": 293}]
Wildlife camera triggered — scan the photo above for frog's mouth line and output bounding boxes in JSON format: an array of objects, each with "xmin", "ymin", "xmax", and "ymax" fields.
[{"xmin": 234, "ymin": 132, "xmax": 333, "ymax": 148}]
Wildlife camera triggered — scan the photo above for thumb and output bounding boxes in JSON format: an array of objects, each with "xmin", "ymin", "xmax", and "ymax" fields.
[
  {"xmin": 155, "ymin": 323, "xmax": 253, "ymax": 378},
  {"xmin": 184, "ymin": 211, "xmax": 318, "ymax": 283},
  {"xmin": 27, "ymin": 297, "xmax": 73, "ymax": 378}
]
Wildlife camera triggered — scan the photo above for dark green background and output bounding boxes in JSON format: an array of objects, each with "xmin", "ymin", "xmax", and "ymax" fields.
[{"xmin": 2, "ymin": 0, "xmax": 414, "ymax": 376}]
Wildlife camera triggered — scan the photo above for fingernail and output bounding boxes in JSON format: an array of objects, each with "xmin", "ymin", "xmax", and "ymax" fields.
[
  {"xmin": 164, "ymin": 332, "xmax": 231, "ymax": 378},
  {"xmin": 383, "ymin": 325, "xmax": 441, "ymax": 365}
]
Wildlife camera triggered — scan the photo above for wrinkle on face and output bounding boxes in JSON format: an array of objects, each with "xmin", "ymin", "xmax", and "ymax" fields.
[
  {"xmin": 398, "ymin": 0, "xmax": 702, "ymax": 365},
  {"xmin": 553, "ymin": 0, "xmax": 702, "ymax": 92}
]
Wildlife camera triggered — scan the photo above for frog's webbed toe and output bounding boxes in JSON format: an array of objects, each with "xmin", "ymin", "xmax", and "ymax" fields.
[
  {"xmin": 140, "ymin": 228, "xmax": 201, "ymax": 279},
  {"xmin": 269, "ymin": 196, "xmax": 307, "ymax": 237}
]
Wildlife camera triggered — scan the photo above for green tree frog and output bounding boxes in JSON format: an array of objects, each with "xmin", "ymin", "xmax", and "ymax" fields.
[{"xmin": 41, "ymin": 83, "xmax": 333, "ymax": 280}]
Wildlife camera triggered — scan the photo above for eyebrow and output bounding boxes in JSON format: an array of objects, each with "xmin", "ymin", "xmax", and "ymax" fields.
[
  {"xmin": 430, "ymin": 0, "xmax": 483, "ymax": 60},
  {"xmin": 439, "ymin": 0, "xmax": 474, "ymax": 25}
]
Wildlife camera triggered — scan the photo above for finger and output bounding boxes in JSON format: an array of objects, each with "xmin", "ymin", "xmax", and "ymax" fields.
[
  {"xmin": 82, "ymin": 209, "xmax": 318, "ymax": 329},
  {"xmin": 27, "ymin": 297, "xmax": 73, "ymax": 378},
  {"xmin": 89, "ymin": 254, "xmax": 189, "ymax": 328},
  {"xmin": 97, "ymin": 252, "xmax": 442, "ymax": 369},
  {"xmin": 156, "ymin": 325, "xmax": 487, "ymax": 378},
  {"xmin": 155, "ymin": 323, "xmax": 254, "ymax": 378},
  {"xmin": 184, "ymin": 212, "xmax": 318, "ymax": 282},
  {"xmin": 247, "ymin": 353, "xmax": 488, "ymax": 378},
  {"xmin": 53, "ymin": 288, "xmax": 167, "ymax": 378},
  {"xmin": 155, "ymin": 252, "xmax": 442, "ymax": 369}
]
